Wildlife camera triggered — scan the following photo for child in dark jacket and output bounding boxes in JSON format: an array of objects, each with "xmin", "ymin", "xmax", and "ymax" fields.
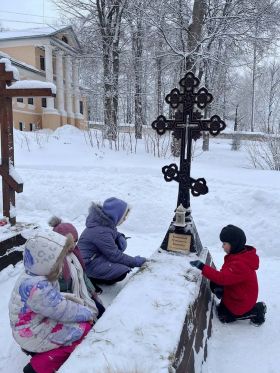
[
  {"xmin": 78, "ymin": 197, "xmax": 146, "ymax": 285},
  {"xmin": 190, "ymin": 224, "xmax": 267, "ymax": 325}
]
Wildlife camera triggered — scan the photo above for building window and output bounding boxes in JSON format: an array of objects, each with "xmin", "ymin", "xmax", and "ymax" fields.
[
  {"xmin": 62, "ymin": 36, "xmax": 68, "ymax": 44},
  {"xmin": 28, "ymin": 98, "xmax": 34, "ymax": 105},
  {"xmin": 19, "ymin": 122, "xmax": 24, "ymax": 131},
  {"xmin": 41, "ymin": 98, "xmax": 47, "ymax": 108},
  {"xmin": 17, "ymin": 97, "xmax": 23, "ymax": 103},
  {"xmin": 79, "ymin": 101, "xmax": 84, "ymax": 115},
  {"xmin": 40, "ymin": 55, "xmax": 45, "ymax": 71}
]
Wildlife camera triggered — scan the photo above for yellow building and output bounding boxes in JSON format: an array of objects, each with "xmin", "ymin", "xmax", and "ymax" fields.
[{"xmin": 0, "ymin": 26, "xmax": 88, "ymax": 131}]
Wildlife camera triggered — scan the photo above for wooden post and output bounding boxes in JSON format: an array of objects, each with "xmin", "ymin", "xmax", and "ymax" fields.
[{"xmin": 0, "ymin": 61, "xmax": 55, "ymax": 225}]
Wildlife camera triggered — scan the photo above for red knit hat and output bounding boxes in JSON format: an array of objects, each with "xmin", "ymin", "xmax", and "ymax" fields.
[{"xmin": 48, "ymin": 216, "xmax": 78, "ymax": 242}]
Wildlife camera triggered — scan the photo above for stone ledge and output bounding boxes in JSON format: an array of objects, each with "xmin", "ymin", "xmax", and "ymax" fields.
[{"xmin": 59, "ymin": 249, "xmax": 214, "ymax": 373}]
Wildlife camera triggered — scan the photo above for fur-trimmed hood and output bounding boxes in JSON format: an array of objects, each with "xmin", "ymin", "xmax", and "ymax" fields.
[
  {"xmin": 23, "ymin": 230, "xmax": 74, "ymax": 281},
  {"xmin": 86, "ymin": 198, "xmax": 129, "ymax": 228},
  {"xmin": 86, "ymin": 203, "xmax": 117, "ymax": 229}
]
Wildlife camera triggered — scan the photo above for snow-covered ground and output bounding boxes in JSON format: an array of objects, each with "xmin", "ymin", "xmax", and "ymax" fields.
[{"xmin": 0, "ymin": 126, "xmax": 279, "ymax": 372}]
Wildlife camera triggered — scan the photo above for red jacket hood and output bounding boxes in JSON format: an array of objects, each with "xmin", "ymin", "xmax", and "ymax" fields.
[{"xmin": 225, "ymin": 245, "xmax": 259, "ymax": 271}]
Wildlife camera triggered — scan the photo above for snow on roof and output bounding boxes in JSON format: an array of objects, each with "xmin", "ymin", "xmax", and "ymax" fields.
[
  {"xmin": 7, "ymin": 80, "xmax": 56, "ymax": 94},
  {"xmin": 0, "ymin": 26, "xmax": 58, "ymax": 40},
  {"xmin": 0, "ymin": 57, "xmax": 19, "ymax": 80},
  {"xmin": 0, "ymin": 26, "xmax": 68, "ymax": 41},
  {"xmin": 0, "ymin": 25, "xmax": 81, "ymax": 51}
]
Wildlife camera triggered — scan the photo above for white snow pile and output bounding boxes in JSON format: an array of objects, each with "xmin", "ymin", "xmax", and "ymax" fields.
[
  {"xmin": 7, "ymin": 80, "xmax": 56, "ymax": 94},
  {"xmin": 0, "ymin": 57, "xmax": 20, "ymax": 80},
  {"xmin": 53, "ymin": 124, "xmax": 82, "ymax": 137},
  {"xmin": 9, "ymin": 162, "xmax": 23, "ymax": 184}
]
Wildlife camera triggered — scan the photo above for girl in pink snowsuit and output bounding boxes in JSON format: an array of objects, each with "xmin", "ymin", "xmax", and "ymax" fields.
[{"xmin": 9, "ymin": 230, "xmax": 97, "ymax": 373}]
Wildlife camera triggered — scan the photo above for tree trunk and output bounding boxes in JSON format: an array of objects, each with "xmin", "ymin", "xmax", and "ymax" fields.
[
  {"xmin": 132, "ymin": 17, "xmax": 145, "ymax": 139},
  {"xmin": 250, "ymin": 41, "xmax": 257, "ymax": 133},
  {"xmin": 126, "ymin": 79, "xmax": 132, "ymax": 123},
  {"xmin": 156, "ymin": 52, "xmax": 163, "ymax": 116},
  {"xmin": 186, "ymin": 0, "xmax": 206, "ymax": 71},
  {"xmin": 232, "ymin": 105, "xmax": 241, "ymax": 151},
  {"xmin": 96, "ymin": 0, "xmax": 125, "ymax": 142},
  {"xmin": 103, "ymin": 44, "xmax": 114, "ymax": 140}
]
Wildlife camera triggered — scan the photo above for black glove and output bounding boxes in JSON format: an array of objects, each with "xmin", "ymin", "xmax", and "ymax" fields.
[
  {"xmin": 213, "ymin": 287, "xmax": 223, "ymax": 299},
  {"xmin": 190, "ymin": 260, "xmax": 204, "ymax": 270}
]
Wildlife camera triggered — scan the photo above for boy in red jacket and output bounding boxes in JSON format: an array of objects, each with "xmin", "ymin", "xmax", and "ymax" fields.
[{"xmin": 190, "ymin": 225, "xmax": 267, "ymax": 326}]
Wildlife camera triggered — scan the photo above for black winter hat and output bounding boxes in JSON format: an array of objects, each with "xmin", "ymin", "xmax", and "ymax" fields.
[{"xmin": 219, "ymin": 224, "xmax": 246, "ymax": 254}]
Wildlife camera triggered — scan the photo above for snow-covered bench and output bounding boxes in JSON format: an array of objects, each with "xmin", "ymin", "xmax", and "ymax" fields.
[{"xmin": 59, "ymin": 248, "xmax": 214, "ymax": 373}]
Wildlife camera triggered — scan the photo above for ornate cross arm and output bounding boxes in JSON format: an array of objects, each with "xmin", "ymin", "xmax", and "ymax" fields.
[
  {"xmin": 165, "ymin": 72, "xmax": 213, "ymax": 114},
  {"xmin": 189, "ymin": 111, "xmax": 226, "ymax": 138},
  {"xmin": 165, "ymin": 86, "xmax": 213, "ymax": 112},
  {"xmin": 162, "ymin": 163, "xmax": 208, "ymax": 197},
  {"xmin": 151, "ymin": 115, "xmax": 177, "ymax": 135}
]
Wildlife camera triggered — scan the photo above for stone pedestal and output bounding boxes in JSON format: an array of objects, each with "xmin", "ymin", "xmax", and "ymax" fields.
[
  {"xmin": 172, "ymin": 250, "xmax": 214, "ymax": 373},
  {"xmin": 59, "ymin": 248, "xmax": 215, "ymax": 373}
]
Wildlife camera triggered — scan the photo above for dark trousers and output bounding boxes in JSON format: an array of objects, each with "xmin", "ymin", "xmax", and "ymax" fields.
[
  {"xmin": 94, "ymin": 299, "xmax": 105, "ymax": 318},
  {"xmin": 90, "ymin": 271, "xmax": 129, "ymax": 286},
  {"xmin": 216, "ymin": 301, "xmax": 266, "ymax": 323},
  {"xmin": 210, "ymin": 281, "xmax": 224, "ymax": 299},
  {"xmin": 210, "ymin": 282, "xmax": 266, "ymax": 324}
]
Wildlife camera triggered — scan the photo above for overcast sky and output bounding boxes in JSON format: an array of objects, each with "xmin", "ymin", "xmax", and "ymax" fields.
[{"xmin": 0, "ymin": 0, "xmax": 62, "ymax": 30}]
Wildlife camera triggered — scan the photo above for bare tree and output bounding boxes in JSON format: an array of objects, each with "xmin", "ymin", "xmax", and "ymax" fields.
[
  {"xmin": 55, "ymin": 0, "xmax": 127, "ymax": 143},
  {"xmin": 126, "ymin": 1, "xmax": 146, "ymax": 139},
  {"xmin": 96, "ymin": 0, "xmax": 127, "ymax": 141},
  {"xmin": 265, "ymin": 61, "xmax": 280, "ymax": 133}
]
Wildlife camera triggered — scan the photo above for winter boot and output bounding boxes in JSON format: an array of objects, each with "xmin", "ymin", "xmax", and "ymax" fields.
[
  {"xmin": 23, "ymin": 363, "xmax": 37, "ymax": 373},
  {"xmin": 250, "ymin": 302, "xmax": 267, "ymax": 326}
]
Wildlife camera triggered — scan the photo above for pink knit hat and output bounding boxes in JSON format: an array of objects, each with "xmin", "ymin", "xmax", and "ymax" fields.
[{"xmin": 48, "ymin": 216, "xmax": 78, "ymax": 242}]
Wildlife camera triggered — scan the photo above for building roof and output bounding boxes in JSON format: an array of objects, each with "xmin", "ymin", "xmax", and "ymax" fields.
[
  {"xmin": 0, "ymin": 26, "xmax": 58, "ymax": 40},
  {"xmin": 0, "ymin": 25, "xmax": 81, "ymax": 50}
]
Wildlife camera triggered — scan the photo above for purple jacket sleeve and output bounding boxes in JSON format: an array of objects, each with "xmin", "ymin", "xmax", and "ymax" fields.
[
  {"xmin": 95, "ymin": 230, "xmax": 137, "ymax": 267},
  {"xmin": 116, "ymin": 232, "xmax": 127, "ymax": 252}
]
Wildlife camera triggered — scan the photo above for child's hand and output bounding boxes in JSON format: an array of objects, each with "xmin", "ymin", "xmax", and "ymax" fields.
[{"xmin": 190, "ymin": 260, "xmax": 204, "ymax": 270}]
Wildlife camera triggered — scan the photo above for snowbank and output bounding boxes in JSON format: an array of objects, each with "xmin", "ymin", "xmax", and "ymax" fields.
[
  {"xmin": 53, "ymin": 124, "xmax": 82, "ymax": 137},
  {"xmin": 7, "ymin": 80, "xmax": 56, "ymax": 94},
  {"xmin": 0, "ymin": 57, "xmax": 19, "ymax": 80}
]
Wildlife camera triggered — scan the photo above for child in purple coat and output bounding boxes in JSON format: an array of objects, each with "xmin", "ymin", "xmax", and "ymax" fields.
[{"xmin": 78, "ymin": 197, "xmax": 146, "ymax": 284}]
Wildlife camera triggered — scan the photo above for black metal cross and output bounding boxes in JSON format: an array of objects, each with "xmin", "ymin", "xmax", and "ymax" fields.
[{"xmin": 151, "ymin": 71, "xmax": 226, "ymax": 253}]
